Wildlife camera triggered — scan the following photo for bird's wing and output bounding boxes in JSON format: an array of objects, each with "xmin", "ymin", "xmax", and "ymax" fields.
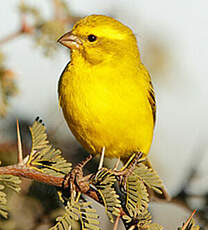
[
  {"xmin": 140, "ymin": 64, "xmax": 156, "ymax": 125},
  {"xmin": 148, "ymin": 79, "xmax": 156, "ymax": 125}
]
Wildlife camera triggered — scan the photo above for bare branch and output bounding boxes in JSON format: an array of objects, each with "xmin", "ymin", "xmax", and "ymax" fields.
[
  {"xmin": 0, "ymin": 17, "xmax": 33, "ymax": 45},
  {"xmin": 0, "ymin": 30, "xmax": 22, "ymax": 45},
  {"xmin": 0, "ymin": 164, "xmax": 64, "ymax": 187},
  {"xmin": 0, "ymin": 160, "xmax": 127, "ymax": 215},
  {"xmin": 53, "ymin": 0, "xmax": 62, "ymax": 20}
]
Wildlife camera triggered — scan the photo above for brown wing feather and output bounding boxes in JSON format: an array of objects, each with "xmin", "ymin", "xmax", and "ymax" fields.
[
  {"xmin": 138, "ymin": 64, "xmax": 156, "ymax": 126},
  {"xmin": 148, "ymin": 80, "xmax": 156, "ymax": 125}
]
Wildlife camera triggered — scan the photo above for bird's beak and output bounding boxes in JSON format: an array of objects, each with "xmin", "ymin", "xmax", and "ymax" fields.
[{"xmin": 57, "ymin": 31, "xmax": 82, "ymax": 50}]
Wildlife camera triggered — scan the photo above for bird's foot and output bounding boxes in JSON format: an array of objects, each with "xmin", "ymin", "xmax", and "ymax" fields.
[
  {"xmin": 63, "ymin": 155, "xmax": 93, "ymax": 194},
  {"xmin": 113, "ymin": 152, "xmax": 143, "ymax": 175},
  {"xmin": 112, "ymin": 152, "xmax": 143, "ymax": 188}
]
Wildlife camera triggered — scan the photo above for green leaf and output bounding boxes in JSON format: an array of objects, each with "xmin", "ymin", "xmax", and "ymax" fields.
[
  {"xmin": 27, "ymin": 118, "xmax": 72, "ymax": 177},
  {"xmin": 133, "ymin": 163, "xmax": 163, "ymax": 194},
  {"xmin": 0, "ymin": 173, "xmax": 21, "ymax": 218},
  {"xmin": 51, "ymin": 196, "xmax": 100, "ymax": 230},
  {"xmin": 0, "ymin": 175, "xmax": 21, "ymax": 192},
  {"xmin": 145, "ymin": 223, "xmax": 164, "ymax": 230},
  {"xmin": 50, "ymin": 199, "xmax": 76, "ymax": 230},
  {"xmin": 136, "ymin": 209, "xmax": 152, "ymax": 227},
  {"xmin": 34, "ymin": 20, "xmax": 66, "ymax": 56},
  {"xmin": 122, "ymin": 214, "xmax": 132, "ymax": 223},
  {"xmin": 79, "ymin": 200, "xmax": 100, "ymax": 230},
  {"xmin": 0, "ymin": 64, "xmax": 18, "ymax": 117},
  {"xmin": 0, "ymin": 191, "xmax": 8, "ymax": 218},
  {"xmin": 126, "ymin": 175, "xmax": 149, "ymax": 218},
  {"xmin": 93, "ymin": 168, "xmax": 121, "ymax": 223}
]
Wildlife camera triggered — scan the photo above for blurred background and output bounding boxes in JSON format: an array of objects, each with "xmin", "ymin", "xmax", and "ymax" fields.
[{"xmin": 0, "ymin": 0, "xmax": 208, "ymax": 229}]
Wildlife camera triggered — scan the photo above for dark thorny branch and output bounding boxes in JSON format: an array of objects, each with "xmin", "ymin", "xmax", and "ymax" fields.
[{"xmin": 0, "ymin": 118, "xmax": 200, "ymax": 230}]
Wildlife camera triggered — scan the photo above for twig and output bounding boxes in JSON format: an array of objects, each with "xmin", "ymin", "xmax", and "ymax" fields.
[
  {"xmin": 0, "ymin": 2, "xmax": 78, "ymax": 46},
  {"xmin": 53, "ymin": 0, "xmax": 62, "ymax": 20},
  {"xmin": 0, "ymin": 17, "xmax": 33, "ymax": 45},
  {"xmin": 0, "ymin": 164, "xmax": 64, "ymax": 187},
  {"xmin": 16, "ymin": 120, "xmax": 23, "ymax": 163},
  {"xmin": 0, "ymin": 162, "xmax": 126, "ymax": 218},
  {"xmin": 0, "ymin": 30, "xmax": 22, "ymax": 45}
]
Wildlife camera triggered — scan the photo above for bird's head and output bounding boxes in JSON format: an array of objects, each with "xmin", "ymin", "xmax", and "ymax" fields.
[{"xmin": 58, "ymin": 15, "xmax": 140, "ymax": 65}]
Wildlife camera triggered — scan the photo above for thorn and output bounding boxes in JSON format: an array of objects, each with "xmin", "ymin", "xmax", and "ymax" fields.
[
  {"xmin": 113, "ymin": 215, "xmax": 120, "ymax": 230},
  {"xmin": 16, "ymin": 120, "xmax": 23, "ymax": 164},
  {"xmin": 113, "ymin": 157, "xmax": 120, "ymax": 170},
  {"xmin": 81, "ymin": 173, "xmax": 93, "ymax": 183},
  {"xmin": 98, "ymin": 147, "xmax": 105, "ymax": 170},
  {"xmin": 181, "ymin": 209, "xmax": 197, "ymax": 230}
]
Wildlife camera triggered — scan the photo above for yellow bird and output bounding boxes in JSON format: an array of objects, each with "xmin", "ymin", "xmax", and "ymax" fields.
[{"xmin": 58, "ymin": 15, "xmax": 156, "ymax": 163}]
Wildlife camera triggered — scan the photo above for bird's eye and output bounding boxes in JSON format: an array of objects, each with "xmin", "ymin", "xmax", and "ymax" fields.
[{"xmin": 88, "ymin": 34, "xmax": 97, "ymax": 42}]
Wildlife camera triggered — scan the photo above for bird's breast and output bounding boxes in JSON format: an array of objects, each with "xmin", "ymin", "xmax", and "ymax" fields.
[{"xmin": 59, "ymin": 63, "xmax": 154, "ymax": 156}]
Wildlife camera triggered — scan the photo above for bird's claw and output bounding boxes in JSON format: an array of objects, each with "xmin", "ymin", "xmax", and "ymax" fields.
[
  {"xmin": 63, "ymin": 155, "xmax": 93, "ymax": 194},
  {"xmin": 111, "ymin": 152, "xmax": 143, "ymax": 189}
]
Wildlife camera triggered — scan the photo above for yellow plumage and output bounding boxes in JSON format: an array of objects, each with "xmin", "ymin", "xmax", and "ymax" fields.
[{"xmin": 58, "ymin": 15, "xmax": 155, "ymax": 162}]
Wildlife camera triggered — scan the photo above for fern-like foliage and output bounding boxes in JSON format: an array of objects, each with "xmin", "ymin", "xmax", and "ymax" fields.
[
  {"xmin": 18, "ymin": 1, "xmax": 77, "ymax": 56},
  {"xmin": 92, "ymin": 168, "xmax": 121, "ymax": 223},
  {"xmin": 0, "ymin": 118, "xmax": 200, "ymax": 230},
  {"xmin": 145, "ymin": 223, "xmax": 164, "ymax": 230},
  {"xmin": 34, "ymin": 20, "xmax": 66, "ymax": 56},
  {"xmin": 27, "ymin": 117, "xmax": 72, "ymax": 176},
  {"xmin": 0, "ymin": 185, "xmax": 8, "ymax": 219},
  {"xmin": 79, "ymin": 200, "xmax": 100, "ymax": 230},
  {"xmin": 50, "ymin": 200, "xmax": 78, "ymax": 230},
  {"xmin": 122, "ymin": 161, "xmax": 164, "ymax": 227},
  {"xmin": 0, "ymin": 175, "xmax": 21, "ymax": 193},
  {"xmin": 0, "ymin": 57, "xmax": 18, "ymax": 118},
  {"xmin": 51, "ymin": 159, "xmax": 165, "ymax": 229},
  {"xmin": 50, "ymin": 193, "xmax": 100, "ymax": 230},
  {"xmin": 133, "ymin": 162, "xmax": 163, "ymax": 194},
  {"xmin": 0, "ymin": 168, "xmax": 21, "ymax": 218},
  {"xmin": 126, "ymin": 175, "xmax": 149, "ymax": 218},
  {"xmin": 124, "ymin": 209, "xmax": 164, "ymax": 229}
]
